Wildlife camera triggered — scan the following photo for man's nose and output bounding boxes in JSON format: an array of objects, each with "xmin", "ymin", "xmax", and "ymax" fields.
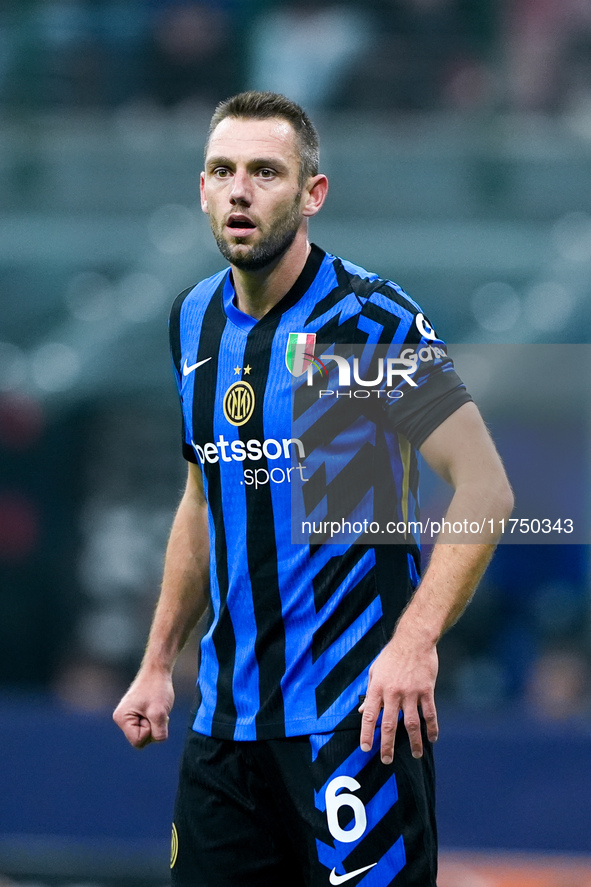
[{"xmin": 230, "ymin": 169, "xmax": 251, "ymax": 205}]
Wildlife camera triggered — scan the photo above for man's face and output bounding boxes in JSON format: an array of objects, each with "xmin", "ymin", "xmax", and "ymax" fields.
[{"xmin": 201, "ymin": 116, "xmax": 307, "ymax": 271}]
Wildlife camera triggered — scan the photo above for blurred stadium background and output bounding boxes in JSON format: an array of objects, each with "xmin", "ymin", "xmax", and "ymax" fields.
[{"xmin": 1, "ymin": 1, "xmax": 591, "ymax": 885}]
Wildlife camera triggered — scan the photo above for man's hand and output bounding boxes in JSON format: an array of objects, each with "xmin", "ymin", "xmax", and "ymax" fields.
[
  {"xmin": 359, "ymin": 626, "xmax": 439, "ymax": 764},
  {"xmin": 113, "ymin": 669, "xmax": 175, "ymax": 749}
]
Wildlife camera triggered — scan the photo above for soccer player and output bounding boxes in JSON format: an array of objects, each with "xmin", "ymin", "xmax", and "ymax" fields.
[{"xmin": 113, "ymin": 91, "xmax": 513, "ymax": 886}]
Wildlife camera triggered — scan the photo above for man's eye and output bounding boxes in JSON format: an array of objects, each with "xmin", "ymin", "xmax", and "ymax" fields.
[
  {"xmin": 213, "ymin": 168, "xmax": 230, "ymax": 177},
  {"xmin": 258, "ymin": 168, "xmax": 275, "ymax": 178}
]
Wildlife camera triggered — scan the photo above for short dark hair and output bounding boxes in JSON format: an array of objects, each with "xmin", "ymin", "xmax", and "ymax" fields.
[{"xmin": 205, "ymin": 91, "xmax": 320, "ymax": 184}]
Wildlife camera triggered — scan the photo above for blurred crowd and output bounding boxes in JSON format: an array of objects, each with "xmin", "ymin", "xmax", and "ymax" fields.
[{"xmin": 0, "ymin": 0, "xmax": 591, "ymax": 115}]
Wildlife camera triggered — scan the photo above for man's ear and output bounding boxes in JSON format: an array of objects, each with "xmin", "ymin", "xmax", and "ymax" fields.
[
  {"xmin": 200, "ymin": 171, "xmax": 209, "ymax": 214},
  {"xmin": 302, "ymin": 174, "xmax": 329, "ymax": 218}
]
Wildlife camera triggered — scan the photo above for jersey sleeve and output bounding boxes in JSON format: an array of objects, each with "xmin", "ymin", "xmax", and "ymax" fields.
[
  {"xmin": 380, "ymin": 306, "xmax": 472, "ymax": 449},
  {"xmin": 169, "ymin": 287, "xmax": 198, "ymax": 463}
]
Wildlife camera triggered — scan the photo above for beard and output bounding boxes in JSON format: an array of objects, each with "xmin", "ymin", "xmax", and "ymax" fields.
[{"xmin": 211, "ymin": 192, "xmax": 303, "ymax": 272}]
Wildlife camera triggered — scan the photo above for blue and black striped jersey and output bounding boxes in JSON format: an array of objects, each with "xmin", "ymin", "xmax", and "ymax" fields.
[{"xmin": 169, "ymin": 245, "xmax": 470, "ymax": 740}]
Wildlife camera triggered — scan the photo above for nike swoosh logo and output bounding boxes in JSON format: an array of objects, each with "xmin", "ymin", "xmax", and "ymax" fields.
[
  {"xmin": 183, "ymin": 357, "xmax": 212, "ymax": 376},
  {"xmin": 329, "ymin": 863, "xmax": 377, "ymax": 884}
]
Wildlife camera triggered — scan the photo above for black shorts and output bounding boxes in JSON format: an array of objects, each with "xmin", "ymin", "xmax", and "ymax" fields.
[{"xmin": 171, "ymin": 719, "xmax": 436, "ymax": 887}]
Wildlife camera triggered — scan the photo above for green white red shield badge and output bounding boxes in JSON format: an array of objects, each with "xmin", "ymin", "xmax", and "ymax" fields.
[{"xmin": 285, "ymin": 332, "xmax": 317, "ymax": 377}]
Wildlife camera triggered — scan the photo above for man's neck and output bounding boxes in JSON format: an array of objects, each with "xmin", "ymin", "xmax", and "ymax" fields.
[{"xmin": 231, "ymin": 232, "xmax": 311, "ymax": 320}]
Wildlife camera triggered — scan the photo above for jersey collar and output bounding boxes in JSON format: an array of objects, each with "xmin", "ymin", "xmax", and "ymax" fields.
[{"xmin": 222, "ymin": 244, "xmax": 326, "ymax": 331}]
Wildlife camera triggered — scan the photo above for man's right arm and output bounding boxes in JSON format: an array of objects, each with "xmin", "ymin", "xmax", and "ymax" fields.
[{"xmin": 113, "ymin": 462, "xmax": 210, "ymax": 748}]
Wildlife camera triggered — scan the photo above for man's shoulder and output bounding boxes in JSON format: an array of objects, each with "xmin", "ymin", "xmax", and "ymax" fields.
[
  {"xmin": 170, "ymin": 267, "xmax": 229, "ymax": 318},
  {"xmin": 319, "ymin": 249, "xmax": 426, "ymax": 324}
]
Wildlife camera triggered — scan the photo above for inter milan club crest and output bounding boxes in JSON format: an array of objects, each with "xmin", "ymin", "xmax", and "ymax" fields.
[
  {"xmin": 285, "ymin": 332, "xmax": 317, "ymax": 377},
  {"xmin": 223, "ymin": 380, "xmax": 255, "ymax": 426}
]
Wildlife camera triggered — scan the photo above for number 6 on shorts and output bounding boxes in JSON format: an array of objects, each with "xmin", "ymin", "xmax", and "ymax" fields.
[{"xmin": 325, "ymin": 776, "xmax": 368, "ymax": 843}]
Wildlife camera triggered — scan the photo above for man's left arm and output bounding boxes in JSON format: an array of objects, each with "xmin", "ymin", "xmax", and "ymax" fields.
[{"xmin": 359, "ymin": 401, "xmax": 514, "ymax": 764}]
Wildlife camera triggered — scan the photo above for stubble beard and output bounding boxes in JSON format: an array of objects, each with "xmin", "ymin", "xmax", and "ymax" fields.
[{"xmin": 211, "ymin": 192, "xmax": 303, "ymax": 272}]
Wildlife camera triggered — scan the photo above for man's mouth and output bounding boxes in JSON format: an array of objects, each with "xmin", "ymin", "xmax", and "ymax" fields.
[{"xmin": 226, "ymin": 215, "xmax": 257, "ymax": 236}]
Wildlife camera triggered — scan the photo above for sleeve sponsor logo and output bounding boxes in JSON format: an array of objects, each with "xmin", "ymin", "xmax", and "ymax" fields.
[{"xmin": 415, "ymin": 312, "xmax": 438, "ymax": 340}]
